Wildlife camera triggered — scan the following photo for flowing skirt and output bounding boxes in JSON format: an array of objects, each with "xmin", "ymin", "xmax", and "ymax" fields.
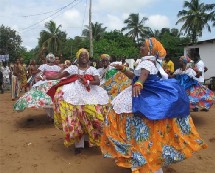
[
  {"xmin": 188, "ymin": 83, "xmax": 215, "ymax": 110},
  {"xmin": 100, "ymin": 109, "xmax": 207, "ymax": 173},
  {"xmin": 175, "ymin": 74, "xmax": 215, "ymax": 110},
  {"xmin": 101, "ymin": 71, "xmax": 131, "ymax": 100},
  {"xmin": 14, "ymin": 80, "xmax": 59, "ymax": 111},
  {"xmin": 56, "ymin": 100, "xmax": 107, "ymax": 147}
]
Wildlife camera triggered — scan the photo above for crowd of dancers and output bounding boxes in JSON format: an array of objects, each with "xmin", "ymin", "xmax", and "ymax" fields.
[{"xmin": 6, "ymin": 37, "xmax": 215, "ymax": 173}]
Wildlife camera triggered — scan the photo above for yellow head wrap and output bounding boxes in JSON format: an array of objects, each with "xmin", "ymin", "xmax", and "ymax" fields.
[
  {"xmin": 145, "ymin": 37, "xmax": 166, "ymax": 58},
  {"xmin": 100, "ymin": 54, "xmax": 110, "ymax": 60},
  {"xmin": 76, "ymin": 48, "xmax": 89, "ymax": 59},
  {"xmin": 64, "ymin": 60, "xmax": 71, "ymax": 65}
]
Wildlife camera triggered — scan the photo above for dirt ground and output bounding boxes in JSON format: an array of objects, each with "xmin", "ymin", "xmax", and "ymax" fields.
[{"xmin": 0, "ymin": 91, "xmax": 215, "ymax": 173}]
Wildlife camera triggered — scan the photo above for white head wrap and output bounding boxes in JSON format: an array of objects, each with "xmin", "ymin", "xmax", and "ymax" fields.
[{"xmin": 46, "ymin": 53, "xmax": 55, "ymax": 63}]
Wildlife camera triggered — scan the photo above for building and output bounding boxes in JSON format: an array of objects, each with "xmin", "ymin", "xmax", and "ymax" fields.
[{"xmin": 184, "ymin": 38, "xmax": 215, "ymax": 79}]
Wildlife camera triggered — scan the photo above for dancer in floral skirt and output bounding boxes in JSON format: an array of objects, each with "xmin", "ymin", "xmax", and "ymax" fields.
[
  {"xmin": 172, "ymin": 56, "xmax": 214, "ymax": 111},
  {"xmin": 47, "ymin": 48, "xmax": 109, "ymax": 154},
  {"xmin": 100, "ymin": 38, "xmax": 207, "ymax": 173},
  {"xmin": 14, "ymin": 53, "xmax": 61, "ymax": 118},
  {"xmin": 98, "ymin": 54, "xmax": 131, "ymax": 100}
]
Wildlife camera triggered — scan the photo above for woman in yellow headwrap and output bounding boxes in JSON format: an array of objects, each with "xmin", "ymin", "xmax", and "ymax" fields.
[
  {"xmin": 46, "ymin": 48, "xmax": 109, "ymax": 154},
  {"xmin": 98, "ymin": 54, "xmax": 131, "ymax": 100},
  {"xmin": 100, "ymin": 38, "xmax": 207, "ymax": 173}
]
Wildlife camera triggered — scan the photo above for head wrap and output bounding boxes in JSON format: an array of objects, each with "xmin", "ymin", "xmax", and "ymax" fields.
[
  {"xmin": 76, "ymin": 48, "xmax": 89, "ymax": 59},
  {"xmin": 100, "ymin": 54, "xmax": 110, "ymax": 60},
  {"xmin": 141, "ymin": 38, "xmax": 168, "ymax": 80},
  {"xmin": 145, "ymin": 37, "xmax": 166, "ymax": 59},
  {"xmin": 46, "ymin": 53, "xmax": 55, "ymax": 63},
  {"xmin": 64, "ymin": 60, "xmax": 71, "ymax": 65},
  {"xmin": 180, "ymin": 56, "xmax": 191, "ymax": 64}
]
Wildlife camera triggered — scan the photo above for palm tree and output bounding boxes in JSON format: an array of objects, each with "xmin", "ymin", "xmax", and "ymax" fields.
[
  {"xmin": 176, "ymin": 0, "xmax": 215, "ymax": 43},
  {"xmin": 38, "ymin": 20, "xmax": 67, "ymax": 54},
  {"xmin": 121, "ymin": 13, "xmax": 148, "ymax": 44},
  {"xmin": 82, "ymin": 22, "xmax": 107, "ymax": 41}
]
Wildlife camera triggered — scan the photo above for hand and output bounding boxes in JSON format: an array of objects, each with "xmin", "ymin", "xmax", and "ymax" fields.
[
  {"xmin": 132, "ymin": 85, "xmax": 142, "ymax": 97},
  {"xmin": 35, "ymin": 76, "xmax": 42, "ymax": 82},
  {"xmin": 111, "ymin": 64, "xmax": 124, "ymax": 71},
  {"xmin": 79, "ymin": 76, "xmax": 87, "ymax": 85}
]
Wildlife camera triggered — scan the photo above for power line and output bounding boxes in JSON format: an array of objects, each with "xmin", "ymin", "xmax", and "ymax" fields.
[
  {"xmin": 20, "ymin": 0, "xmax": 79, "ymax": 31},
  {"xmin": 81, "ymin": 0, "xmax": 88, "ymax": 35}
]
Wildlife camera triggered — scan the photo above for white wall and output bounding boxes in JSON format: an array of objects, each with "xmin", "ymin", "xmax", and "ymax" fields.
[{"xmin": 184, "ymin": 40, "xmax": 215, "ymax": 79}]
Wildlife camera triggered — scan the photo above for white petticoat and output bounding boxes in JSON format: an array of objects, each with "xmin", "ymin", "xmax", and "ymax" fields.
[
  {"xmin": 112, "ymin": 86, "xmax": 132, "ymax": 114},
  {"xmin": 62, "ymin": 80, "xmax": 109, "ymax": 105},
  {"xmin": 32, "ymin": 80, "xmax": 55, "ymax": 88}
]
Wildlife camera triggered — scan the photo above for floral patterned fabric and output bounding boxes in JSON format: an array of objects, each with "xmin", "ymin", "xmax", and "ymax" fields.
[
  {"xmin": 100, "ymin": 109, "xmax": 207, "ymax": 173},
  {"xmin": 188, "ymin": 83, "xmax": 215, "ymax": 110},
  {"xmin": 56, "ymin": 100, "xmax": 107, "ymax": 147},
  {"xmin": 101, "ymin": 71, "xmax": 131, "ymax": 100},
  {"xmin": 14, "ymin": 80, "xmax": 59, "ymax": 111}
]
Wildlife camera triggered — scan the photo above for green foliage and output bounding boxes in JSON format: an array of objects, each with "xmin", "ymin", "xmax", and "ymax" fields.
[
  {"xmin": 176, "ymin": 0, "xmax": 215, "ymax": 43},
  {"xmin": 38, "ymin": 20, "xmax": 67, "ymax": 55},
  {"xmin": 93, "ymin": 30, "xmax": 139, "ymax": 60},
  {"xmin": 82, "ymin": 22, "xmax": 107, "ymax": 41},
  {"xmin": 0, "ymin": 25, "xmax": 22, "ymax": 62},
  {"xmin": 122, "ymin": 13, "xmax": 149, "ymax": 44}
]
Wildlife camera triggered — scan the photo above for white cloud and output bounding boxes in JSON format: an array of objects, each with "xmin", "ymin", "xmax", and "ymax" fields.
[
  {"xmin": 105, "ymin": 14, "xmax": 124, "ymax": 30},
  {"xmin": 56, "ymin": 9, "xmax": 83, "ymax": 28},
  {"xmin": 94, "ymin": 0, "xmax": 157, "ymax": 13},
  {"xmin": 146, "ymin": 15, "xmax": 170, "ymax": 29},
  {"xmin": 1, "ymin": 0, "xmax": 214, "ymax": 50}
]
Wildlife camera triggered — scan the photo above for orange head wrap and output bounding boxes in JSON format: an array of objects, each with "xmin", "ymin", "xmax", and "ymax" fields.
[{"xmin": 145, "ymin": 37, "xmax": 166, "ymax": 59}]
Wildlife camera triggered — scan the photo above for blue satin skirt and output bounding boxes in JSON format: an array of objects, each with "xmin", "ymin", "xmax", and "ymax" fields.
[
  {"xmin": 175, "ymin": 74, "xmax": 198, "ymax": 90},
  {"xmin": 132, "ymin": 75, "xmax": 190, "ymax": 120}
]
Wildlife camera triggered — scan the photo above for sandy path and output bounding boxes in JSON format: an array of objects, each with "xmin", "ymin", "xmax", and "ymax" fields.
[{"xmin": 0, "ymin": 92, "xmax": 214, "ymax": 173}]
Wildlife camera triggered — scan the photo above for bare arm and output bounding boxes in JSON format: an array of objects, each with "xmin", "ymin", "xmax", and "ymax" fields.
[
  {"xmin": 123, "ymin": 70, "xmax": 135, "ymax": 79},
  {"xmin": 90, "ymin": 75, "xmax": 100, "ymax": 85},
  {"xmin": 133, "ymin": 69, "xmax": 149, "ymax": 97},
  {"xmin": 112, "ymin": 64, "xmax": 135, "ymax": 79}
]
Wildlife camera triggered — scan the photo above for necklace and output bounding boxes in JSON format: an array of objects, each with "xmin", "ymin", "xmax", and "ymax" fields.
[{"xmin": 77, "ymin": 64, "xmax": 89, "ymax": 75}]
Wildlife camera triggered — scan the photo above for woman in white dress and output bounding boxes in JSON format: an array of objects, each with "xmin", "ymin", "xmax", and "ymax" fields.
[
  {"xmin": 47, "ymin": 48, "xmax": 109, "ymax": 154},
  {"xmin": 14, "ymin": 53, "xmax": 61, "ymax": 119}
]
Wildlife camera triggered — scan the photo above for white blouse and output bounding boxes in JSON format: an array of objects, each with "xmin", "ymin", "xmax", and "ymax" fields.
[
  {"xmin": 112, "ymin": 60, "xmax": 159, "ymax": 114},
  {"xmin": 134, "ymin": 60, "xmax": 158, "ymax": 76},
  {"xmin": 61, "ymin": 65, "xmax": 109, "ymax": 105},
  {"xmin": 38, "ymin": 64, "xmax": 61, "ymax": 72},
  {"xmin": 174, "ymin": 68, "xmax": 196, "ymax": 78}
]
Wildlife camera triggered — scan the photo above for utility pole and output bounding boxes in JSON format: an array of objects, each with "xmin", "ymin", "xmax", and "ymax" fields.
[{"xmin": 89, "ymin": 0, "xmax": 93, "ymax": 58}]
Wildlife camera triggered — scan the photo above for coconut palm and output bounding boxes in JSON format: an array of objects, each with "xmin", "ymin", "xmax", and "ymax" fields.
[
  {"xmin": 121, "ymin": 13, "xmax": 148, "ymax": 44},
  {"xmin": 38, "ymin": 20, "xmax": 67, "ymax": 54},
  {"xmin": 82, "ymin": 22, "xmax": 107, "ymax": 41},
  {"xmin": 176, "ymin": 0, "xmax": 215, "ymax": 43}
]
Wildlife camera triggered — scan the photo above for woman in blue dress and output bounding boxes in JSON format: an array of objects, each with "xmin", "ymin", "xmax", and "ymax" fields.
[
  {"xmin": 172, "ymin": 56, "xmax": 214, "ymax": 111},
  {"xmin": 100, "ymin": 38, "xmax": 207, "ymax": 173}
]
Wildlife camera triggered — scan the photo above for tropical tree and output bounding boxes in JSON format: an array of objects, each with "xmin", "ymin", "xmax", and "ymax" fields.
[
  {"xmin": 38, "ymin": 20, "xmax": 67, "ymax": 55},
  {"xmin": 0, "ymin": 25, "xmax": 23, "ymax": 62},
  {"xmin": 176, "ymin": 0, "xmax": 215, "ymax": 43},
  {"xmin": 122, "ymin": 13, "xmax": 148, "ymax": 44},
  {"xmin": 82, "ymin": 22, "xmax": 107, "ymax": 41},
  {"xmin": 93, "ymin": 30, "xmax": 139, "ymax": 60}
]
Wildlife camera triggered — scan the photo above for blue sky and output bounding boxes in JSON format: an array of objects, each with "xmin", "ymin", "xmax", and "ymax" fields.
[{"xmin": 1, "ymin": 0, "xmax": 214, "ymax": 50}]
